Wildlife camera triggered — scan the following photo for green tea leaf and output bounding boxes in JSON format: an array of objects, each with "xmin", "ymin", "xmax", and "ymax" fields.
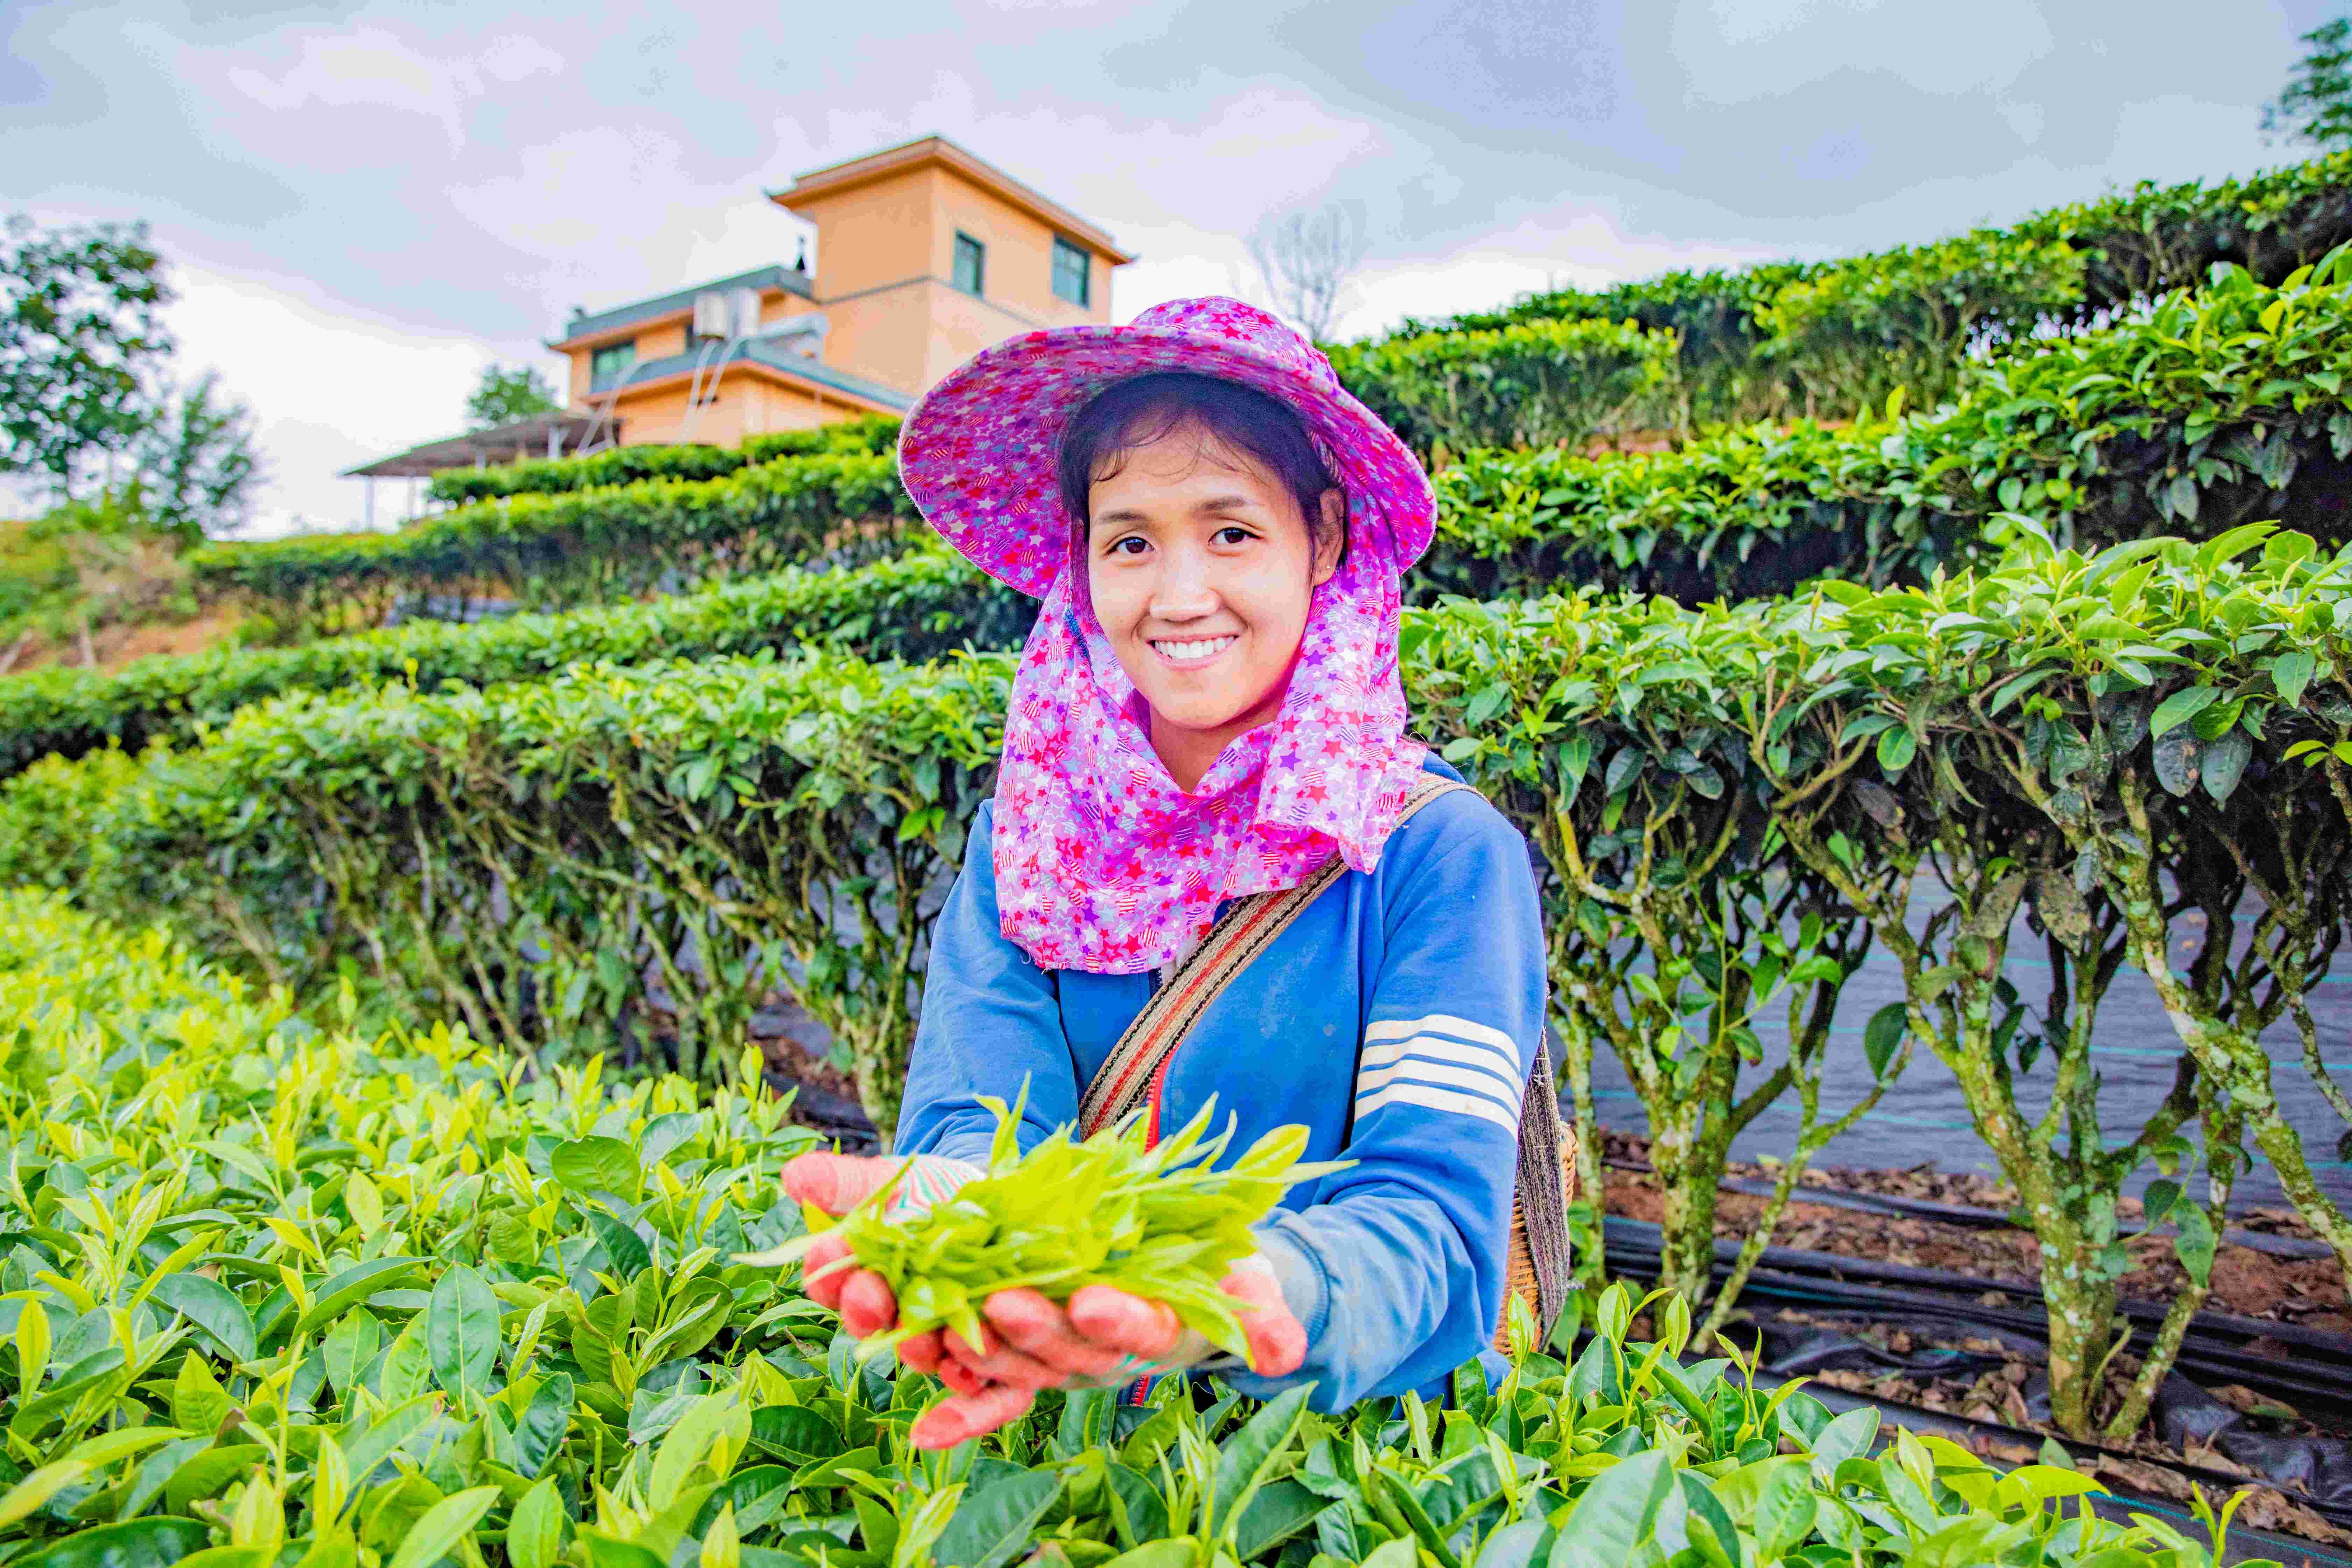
[
  {"xmin": 293, "ymin": 1258, "xmax": 429, "ymax": 1338},
  {"xmin": 1547, "ymin": 1449, "xmax": 1670, "ymax": 1568},
  {"xmin": 1862, "ymin": 1003, "xmax": 1908, "ymax": 1081},
  {"xmin": 934, "ymin": 1468, "xmax": 1063, "ymax": 1568},
  {"xmin": 1210, "ymin": 1384, "xmax": 1311, "ymax": 1536},
  {"xmin": 550, "ymin": 1136, "xmax": 642, "ymax": 1202},
  {"xmin": 386, "ymin": 1485, "xmax": 499, "ymax": 1568},
  {"xmin": 147, "ymin": 1274, "xmax": 255, "ymax": 1365},
  {"xmin": 427, "ymin": 1264, "xmax": 499, "ymax": 1399},
  {"xmin": 9, "ymin": 1517, "xmax": 210, "ymax": 1568},
  {"xmin": 748, "ymin": 1404, "xmax": 843, "ymax": 1466},
  {"xmin": 508, "ymin": 1477, "xmax": 565, "ymax": 1568},
  {"xmin": 2148, "ymin": 685, "xmax": 2219, "ymax": 738},
  {"xmin": 0, "ymin": 1461, "xmax": 90, "ymax": 1529}
]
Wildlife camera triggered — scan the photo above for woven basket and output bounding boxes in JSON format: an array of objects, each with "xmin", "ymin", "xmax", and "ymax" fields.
[{"xmin": 1492, "ymin": 1122, "xmax": 1578, "ymax": 1354}]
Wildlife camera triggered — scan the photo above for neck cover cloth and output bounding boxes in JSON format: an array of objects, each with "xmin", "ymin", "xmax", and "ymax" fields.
[
  {"xmin": 991, "ymin": 520, "xmax": 1427, "ymax": 974},
  {"xmin": 894, "ymin": 296, "xmax": 1441, "ymax": 974}
]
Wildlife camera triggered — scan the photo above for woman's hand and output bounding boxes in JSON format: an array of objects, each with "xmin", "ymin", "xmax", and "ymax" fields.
[
  {"xmin": 779, "ymin": 1151, "xmax": 975, "ymax": 1380},
  {"xmin": 782, "ymin": 1153, "xmax": 1309, "ymax": 1451},
  {"xmin": 910, "ymin": 1256, "xmax": 1307, "ymax": 1449}
]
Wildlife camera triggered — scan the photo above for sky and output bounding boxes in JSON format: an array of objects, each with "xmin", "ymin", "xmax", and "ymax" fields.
[{"xmin": 3, "ymin": 0, "xmax": 2341, "ymax": 536}]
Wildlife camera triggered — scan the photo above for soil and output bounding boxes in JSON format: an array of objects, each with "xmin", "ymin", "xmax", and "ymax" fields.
[
  {"xmin": 637, "ymin": 989, "xmax": 873, "ymax": 1142},
  {"xmin": 757, "ymin": 1023, "xmax": 866, "ymax": 1114},
  {"xmin": 2, "ymin": 604, "xmax": 246, "ymax": 675}
]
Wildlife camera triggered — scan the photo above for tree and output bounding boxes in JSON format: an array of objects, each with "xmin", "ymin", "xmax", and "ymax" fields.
[
  {"xmin": 0, "ymin": 215, "xmax": 175, "ymax": 499},
  {"xmin": 1246, "ymin": 203, "xmax": 1371, "ymax": 343},
  {"xmin": 135, "ymin": 371, "xmax": 264, "ymax": 544},
  {"xmin": 466, "ymin": 363, "xmax": 559, "ymax": 430},
  {"xmin": 2263, "ymin": 15, "xmax": 2352, "ymax": 150}
]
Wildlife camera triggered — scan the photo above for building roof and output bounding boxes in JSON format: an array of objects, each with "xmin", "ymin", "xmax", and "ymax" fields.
[
  {"xmin": 601, "ymin": 338, "xmax": 911, "ymax": 412},
  {"xmin": 550, "ymin": 263, "xmax": 814, "ymax": 350},
  {"xmin": 769, "ymin": 135, "xmax": 1137, "ymax": 265},
  {"xmin": 343, "ymin": 412, "xmax": 607, "ymax": 478}
]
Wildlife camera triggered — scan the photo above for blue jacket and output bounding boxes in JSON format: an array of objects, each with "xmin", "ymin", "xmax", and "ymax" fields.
[{"xmin": 893, "ymin": 756, "xmax": 1550, "ymax": 1410}]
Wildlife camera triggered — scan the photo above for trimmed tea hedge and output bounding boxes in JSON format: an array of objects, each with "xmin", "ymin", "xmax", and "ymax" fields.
[
  {"xmin": 0, "ymin": 549, "xmax": 1028, "ymax": 780},
  {"xmin": 0, "ymin": 887, "xmax": 2280, "ymax": 1567},
  {"xmin": 187, "ymin": 450, "xmax": 919, "ymax": 635},
  {"xmin": 427, "ymin": 416, "xmax": 903, "ymax": 506},
  {"xmin": 1420, "ymin": 259, "xmax": 2352, "ymax": 604},
  {"xmin": 21, "ymin": 528, "xmax": 2351, "ymax": 1442},
  {"xmin": 1396, "ymin": 152, "xmax": 2352, "ymax": 425},
  {"xmin": 1414, "ymin": 525, "xmax": 2352, "ymax": 1437},
  {"xmin": 1326, "ymin": 317, "xmax": 1683, "ymax": 458},
  {"xmin": 149, "ymin": 258, "xmax": 2352, "ymax": 658},
  {"xmin": 4, "ymin": 261, "xmax": 2347, "ymax": 800}
]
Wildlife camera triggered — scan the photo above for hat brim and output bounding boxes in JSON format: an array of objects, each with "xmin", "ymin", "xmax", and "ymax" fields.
[{"xmin": 896, "ymin": 321, "xmax": 1435, "ymax": 598}]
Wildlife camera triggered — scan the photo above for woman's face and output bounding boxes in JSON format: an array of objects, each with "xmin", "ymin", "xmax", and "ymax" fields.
[{"xmin": 1084, "ymin": 422, "xmax": 1343, "ymax": 787}]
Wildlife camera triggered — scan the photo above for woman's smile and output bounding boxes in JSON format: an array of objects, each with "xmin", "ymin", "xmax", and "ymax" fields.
[{"xmin": 1148, "ymin": 632, "xmax": 1239, "ymax": 669}]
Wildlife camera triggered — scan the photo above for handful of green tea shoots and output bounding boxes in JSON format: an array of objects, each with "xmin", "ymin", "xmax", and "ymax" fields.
[{"xmin": 741, "ymin": 1093, "xmax": 1345, "ymax": 1361}]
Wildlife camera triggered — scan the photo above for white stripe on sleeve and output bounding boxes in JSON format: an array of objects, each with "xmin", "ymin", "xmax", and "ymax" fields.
[
  {"xmin": 1354, "ymin": 1081, "xmax": 1520, "ymax": 1133},
  {"xmin": 1363, "ymin": 1012, "xmax": 1520, "ymax": 1059},
  {"xmin": 1355, "ymin": 1053, "xmax": 1522, "ymax": 1102}
]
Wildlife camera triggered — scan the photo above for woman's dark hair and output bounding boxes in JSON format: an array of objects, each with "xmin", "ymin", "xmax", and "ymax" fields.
[{"xmin": 1056, "ymin": 372, "xmax": 1346, "ymax": 561}]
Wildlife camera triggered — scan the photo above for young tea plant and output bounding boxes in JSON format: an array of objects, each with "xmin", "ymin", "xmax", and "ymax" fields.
[{"xmin": 741, "ymin": 1096, "xmax": 1344, "ymax": 1360}]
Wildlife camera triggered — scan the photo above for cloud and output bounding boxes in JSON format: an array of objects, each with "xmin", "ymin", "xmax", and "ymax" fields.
[
  {"xmin": 1673, "ymin": 0, "xmax": 2056, "ymax": 104},
  {"xmin": 5, "ymin": 0, "xmax": 2324, "ymax": 537},
  {"xmin": 218, "ymin": 25, "xmax": 565, "ymax": 155},
  {"xmin": 162, "ymin": 265, "xmax": 502, "ymax": 538}
]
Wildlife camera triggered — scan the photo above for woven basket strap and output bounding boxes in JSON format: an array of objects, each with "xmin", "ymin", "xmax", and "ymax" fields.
[
  {"xmin": 1076, "ymin": 777, "xmax": 1472, "ymax": 1139},
  {"xmin": 1512, "ymin": 1034, "xmax": 1575, "ymax": 1334}
]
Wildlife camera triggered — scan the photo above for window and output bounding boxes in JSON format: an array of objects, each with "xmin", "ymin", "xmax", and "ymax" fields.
[
  {"xmin": 952, "ymin": 232, "xmax": 986, "ymax": 297},
  {"xmin": 1051, "ymin": 236, "xmax": 1091, "ymax": 307},
  {"xmin": 589, "ymin": 340, "xmax": 637, "ymax": 392}
]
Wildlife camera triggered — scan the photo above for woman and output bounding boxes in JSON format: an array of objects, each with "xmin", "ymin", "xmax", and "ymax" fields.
[{"xmin": 779, "ymin": 298, "xmax": 1553, "ymax": 1450}]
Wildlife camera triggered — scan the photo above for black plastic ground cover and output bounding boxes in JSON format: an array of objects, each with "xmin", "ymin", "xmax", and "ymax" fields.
[{"xmin": 764, "ymin": 1066, "xmax": 881, "ymax": 1152}]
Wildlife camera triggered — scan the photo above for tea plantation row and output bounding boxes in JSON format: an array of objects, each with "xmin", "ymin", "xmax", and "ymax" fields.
[
  {"xmin": 0, "ymin": 888, "xmax": 2281, "ymax": 1566},
  {"xmin": 1392, "ymin": 150, "xmax": 2352, "ymax": 425},
  {"xmin": 9, "ymin": 525, "xmax": 2347, "ymax": 1443},
  {"xmin": 21, "ymin": 261, "xmax": 2352, "ymax": 784}
]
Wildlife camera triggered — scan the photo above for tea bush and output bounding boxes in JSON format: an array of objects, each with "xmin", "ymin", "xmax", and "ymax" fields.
[
  {"xmin": 1419, "ymin": 260, "xmax": 2352, "ymax": 605},
  {"xmin": 426, "ymin": 416, "xmax": 903, "ymax": 506},
  {"xmin": 180, "ymin": 259, "xmax": 2352, "ymax": 665},
  {"xmin": 185, "ymin": 451, "xmax": 920, "ymax": 636},
  {"xmin": 1393, "ymin": 152, "xmax": 2352, "ymax": 426},
  {"xmin": 1417, "ymin": 526, "xmax": 2352, "ymax": 1437},
  {"xmin": 19, "ymin": 529, "xmax": 2351, "ymax": 1442},
  {"xmin": 0, "ymin": 548, "xmax": 1029, "ymax": 780},
  {"xmin": 17, "ymin": 258, "xmax": 2338, "ymax": 796},
  {"xmin": 0, "ymin": 888, "xmax": 2279, "ymax": 1567},
  {"xmin": 1326, "ymin": 317, "xmax": 1683, "ymax": 459}
]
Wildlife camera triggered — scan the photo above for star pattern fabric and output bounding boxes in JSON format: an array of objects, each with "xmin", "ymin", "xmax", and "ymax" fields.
[{"xmin": 897, "ymin": 297, "xmax": 1440, "ymax": 974}]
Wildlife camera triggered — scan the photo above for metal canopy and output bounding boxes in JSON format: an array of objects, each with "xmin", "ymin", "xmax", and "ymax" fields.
[{"xmin": 342, "ymin": 411, "xmax": 608, "ymax": 479}]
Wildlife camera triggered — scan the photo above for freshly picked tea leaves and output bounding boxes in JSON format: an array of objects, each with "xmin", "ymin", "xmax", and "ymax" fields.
[{"xmin": 741, "ymin": 1094, "xmax": 1344, "ymax": 1358}]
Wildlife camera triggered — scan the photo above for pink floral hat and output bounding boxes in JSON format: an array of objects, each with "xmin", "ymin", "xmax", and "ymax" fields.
[
  {"xmin": 897, "ymin": 296, "xmax": 1436, "ymax": 595},
  {"xmin": 894, "ymin": 296, "xmax": 1440, "ymax": 975}
]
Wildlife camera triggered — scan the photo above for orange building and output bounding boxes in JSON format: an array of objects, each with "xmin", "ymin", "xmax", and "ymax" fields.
[{"xmin": 547, "ymin": 135, "xmax": 1136, "ymax": 449}]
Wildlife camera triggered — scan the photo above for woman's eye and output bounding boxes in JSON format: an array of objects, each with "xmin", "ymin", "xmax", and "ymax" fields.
[
  {"xmin": 1214, "ymin": 526, "xmax": 1253, "ymax": 545},
  {"xmin": 1108, "ymin": 536, "xmax": 1148, "ymax": 557}
]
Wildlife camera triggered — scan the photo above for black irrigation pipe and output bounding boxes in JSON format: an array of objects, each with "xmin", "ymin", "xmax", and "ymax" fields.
[
  {"xmin": 1604, "ymin": 1155, "xmax": 2338, "ymax": 1260},
  {"xmin": 1602, "ymin": 1219, "xmax": 2352, "ymax": 1415}
]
